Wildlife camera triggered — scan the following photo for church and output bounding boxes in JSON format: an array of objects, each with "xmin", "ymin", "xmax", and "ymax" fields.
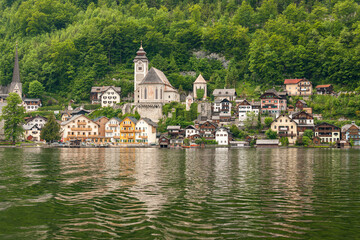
[
  {"xmin": 132, "ymin": 44, "xmax": 180, "ymax": 122},
  {"xmin": 133, "ymin": 44, "xmax": 180, "ymax": 104},
  {"xmin": 0, "ymin": 45, "xmax": 22, "ymax": 101}
]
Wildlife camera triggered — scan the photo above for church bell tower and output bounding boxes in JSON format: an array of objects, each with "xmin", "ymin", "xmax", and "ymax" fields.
[{"xmin": 133, "ymin": 42, "xmax": 148, "ymax": 92}]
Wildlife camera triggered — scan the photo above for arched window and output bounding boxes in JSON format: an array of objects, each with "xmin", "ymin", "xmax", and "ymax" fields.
[
  {"xmin": 144, "ymin": 87, "xmax": 147, "ymax": 99},
  {"xmin": 160, "ymin": 89, "xmax": 162, "ymax": 99},
  {"xmin": 155, "ymin": 89, "xmax": 158, "ymax": 99}
]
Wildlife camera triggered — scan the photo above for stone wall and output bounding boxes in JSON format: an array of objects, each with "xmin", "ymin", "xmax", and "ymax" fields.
[
  {"xmin": 0, "ymin": 103, "xmax": 6, "ymax": 140},
  {"xmin": 134, "ymin": 103, "xmax": 164, "ymax": 123},
  {"xmin": 197, "ymin": 102, "xmax": 212, "ymax": 121}
]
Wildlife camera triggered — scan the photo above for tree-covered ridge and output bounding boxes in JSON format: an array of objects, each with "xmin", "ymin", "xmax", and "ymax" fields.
[{"xmin": 1, "ymin": 0, "xmax": 360, "ymax": 103}]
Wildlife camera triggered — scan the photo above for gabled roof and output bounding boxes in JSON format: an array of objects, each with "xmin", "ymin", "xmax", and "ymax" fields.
[
  {"xmin": 93, "ymin": 116, "xmax": 109, "ymax": 122},
  {"xmin": 185, "ymin": 125, "xmax": 197, "ymax": 130},
  {"xmin": 140, "ymin": 117, "xmax": 158, "ymax": 127},
  {"xmin": 194, "ymin": 74, "xmax": 207, "ymax": 84},
  {"xmin": 284, "ymin": 79, "xmax": 303, "ymax": 84},
  {"xmin": 23, "ymin": 123, "xmax": 41, "ymax": 131},
  {"xmin": 99, "ymin": 86, "xmax": 121, "ymax": 97},
  {"xmin": 297, "ymin": 100, "xmax": 307, "ymax": 105},
  {"xmin": 123, "ymin": 116, "xmax": 138, "ymax": 124},
  {"xmin": 199, "ymin": 120, "xmax": 218, "ymax": 128},
  {"xmin": 342, "ymin": 122, "xmax": 359, "ymax": 132},
  {"xmin": 316, "ymin": 84, "xmax": 332, "ymax": 88},
  {"xmin": 91, "ymin": 86, "xmax": 121, "ymax": 94},
  {"xmin": 107, "ymin": 117, "xmax": 122, "ymax": 123},
  {"xmin": 61, "ymin": 114, "xmax": 97, "ymax": 126},
  {"xmin": 260, "ymin": 89, "xmax": 284, "ymax": 99},
  {"xmin": 26, "ymin": 115, "xmax": 48, "ymax": 123},
  {"xmin": 23, "ymin": 98, "xmax": 41, "ymax": 102},
  {"xmin": 140, "ymin": 67, "xmax": 172, "ymax": 86},
  {"xmin": 292, "ymin": 111, "xmax": 313, "ymax": 119},
  {"xmin": 213, "ymin": 89, "xmax": 237, "ymax": 97}
]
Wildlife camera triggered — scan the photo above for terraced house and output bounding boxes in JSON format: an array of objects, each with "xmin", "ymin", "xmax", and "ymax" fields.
[
  {"xmin": 315, "ymin": 122, "xmax": 341, "ymax": 143},
  {"xmin": 119, "ymin": 117, "xmax": 137, "ymax": 143},
  {"xmin": 135, "ymin": 118, "xmax": 157, "ymax": 145},
  {"xmin": 104, "ymin": 117, "xmax": 122, "ymax": 142},
  {"xmin": 341, "ymin": 122, "xmax": 360, "ymax": 145},
  {"xmin": 61, "ymin": 115, "xmax": 99, "ymax": 142}
]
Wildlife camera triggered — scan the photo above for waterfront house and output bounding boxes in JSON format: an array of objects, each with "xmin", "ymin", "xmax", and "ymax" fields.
[
  {"xmin": 213, "ymin": 98, "xmax": 232, "ymax": 122},
  {"xmin": 236, "ymin": 99, "xmax": 260, "ymax": 123},
  {"xmin": 104, "ymin": 117, "xmax": 122, "ymax": 142},
  {"xmin": 215, "ymin": 127, "xmax": 232, "ymax": 145},
  {"xmin": 260, "ymin": 89, "xmax": 287, "ymax": 116},
  {"xmin": 336, "ymin": 140, "xmax": 351, "ymax": 148},
  {"xmin": 213, "ymin": 89, "xmax": 237, "ymax": 101},
  {"xmin": 256, "ymin": 139, "xmax": 279, "ymax": 147},
  {"xmin": 61, "ymin": 115, "xmax": 99, "ymax": 142},
  {"xmin": 341, "ymin": 121, "xmax": 360, "ymax": 145},
  {"xmin": 316, "ymin": 84, "xmax": 334, "ymax": 95},
  {"xmin": 314, "ymin": 122, "xmax": 341, "ymax": 143},
  {"xmin": 135, "ymin": 118, "xmax": 158, "ymax": 145},
  {"xmin": 22, "ymin": 98, "xmax": 41, "ymax": 112},
  {"xmin": 119, "ymin": 117, "xmax": 138, "ymax": 143},
  {"xmin": 159, "ymin": 135, "xmax": 170, "ymax": 148},
  {"xmin": 185, "ymin": 125, "xmax": 199, "ymax": 138},
  {"xmin": 23, "ymin": 124, "xmax": 42, "ymax": 141},
  {"xmin": 170, "ymin": 138, "xmax": 184, "ymax": 147},
  {"xmin": 295, "ymin": 100, "xmax": 307, "ymax": 110},
  {"xmin": 90, "ymin": 86, "xmax": 121, "ymax": 106},
  {"xmin": 198, "ymin": 121, "xmax": 217, "ymax": 140},
  {"xmin": 270, "ymin": 114, "xmax": 298, "ymax": 144},
  {"xmin": 290, "ymin": 111, "xmax": 315, "ymax": 135},
  {"xmin": 93, "ymin": 116, "xmax": 109, "ymax": 138},
  {"xmin": 24, "ymin": 116, "xmax": 47, "ymax": 129},
  {"xmin": 167, "ymin": 126, "xmax": 184, "ymax": 138},
  {"xmin": 229, "ymin": 141, "xmax": 250, "ymax": 147},
  {"xmin": 284, "ymin": 78, "xmax": 313, "ymax": 96}
]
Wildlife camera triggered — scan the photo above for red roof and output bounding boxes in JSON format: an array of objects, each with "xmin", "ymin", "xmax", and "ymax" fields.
[
  {"xmin": 284, "ymin": 79, "xmax": 303, "ymax": 84},
  {"xmin": 316, "ymin": 84, "xmax": 332, "ymax": 88}
]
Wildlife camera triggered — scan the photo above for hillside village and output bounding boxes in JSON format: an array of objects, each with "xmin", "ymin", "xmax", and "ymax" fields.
[{"xmin": 1, "ymin": 45, "xmax": 359, "ymax": 148}]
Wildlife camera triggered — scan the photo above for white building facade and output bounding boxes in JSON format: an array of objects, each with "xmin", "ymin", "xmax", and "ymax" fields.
[
  {"xmin": 100, "ymin": 87, "xmax": 121, "ymax": 107},
  {"xmin": 104, "ymin": 117, "xmax": 122, "ymax": 142},
  {"xmin": 135, "ymin": 118, "xmax": 157, "ymax": 144},
  {"xmin": 215, "ymin": 127, "xmax": 231, "ymax": 145}
]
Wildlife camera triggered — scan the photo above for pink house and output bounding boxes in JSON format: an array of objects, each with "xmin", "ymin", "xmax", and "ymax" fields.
[{"xmin": 260, "ymin": 89, "xmax": 287, "ymax": 116}]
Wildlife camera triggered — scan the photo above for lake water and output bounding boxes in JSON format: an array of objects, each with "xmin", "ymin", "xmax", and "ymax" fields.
[{"xmin": 0, "ymin": 147, "xmax": 359, "ymax": 239}]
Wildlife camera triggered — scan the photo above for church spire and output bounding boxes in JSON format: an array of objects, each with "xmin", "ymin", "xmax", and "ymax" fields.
[{"xmin": 12, "ymin": 43, "xmax": 20, "ymax": 84}]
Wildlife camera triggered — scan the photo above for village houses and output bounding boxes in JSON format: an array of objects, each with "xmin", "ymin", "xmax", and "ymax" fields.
[
  {"xmin": 260, "ymin": 89, "xmax": 287, "ymax": 116},
  {"xmin": 284, "ymin": 78, "xmax": 313, "ymax": 96},
  {"xmin": 270, "ymin": 114, "xmax": 298, "ymax": 144},
  {"xmin": 314, "ymin": 122, "xmax": 341, "ymax": 143},
  {"xmin": 342, "ymin": 122, "xmax": 360, "ymax": 146},
  {"xmin": 135, "ymin": 118, "xmax": 158, "ymax": 145}
]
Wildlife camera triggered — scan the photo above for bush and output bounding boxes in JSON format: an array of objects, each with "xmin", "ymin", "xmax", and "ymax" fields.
[
  {"xmin": 84, "ymin": 104, "xmax": 101, "ymax": 110},
  {"xmin": 265, "ymin": 129, "xmax": 278, "ymax": 139},
  {"xmin": 280, "ymin": 137, "xmax": 289, "ymax": 146},
  {"xmin": 264, "ymin": 117, "xmax": 273, "ymax": 128},
  {"xmin": 38, "ymin": 105, "xmax": 63, "ymax": 111}
]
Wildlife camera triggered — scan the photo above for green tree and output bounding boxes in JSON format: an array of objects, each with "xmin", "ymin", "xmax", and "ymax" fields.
[
  {"xmin": 40, "ymin": 115, "xmax": 61, "ymax": 143},
  {"xmin": 0, "ymin": 93, "xmax": 25, "ymax": 144},
  {"xmin": 244, "ymin": 111, "xmax": 257, "ymax": 129},
  {"xmin": 303, "ymin": 129, "xmax": 314, "ymax": 140},
  {"xmin": 280, "ymin": 137, "xmax": 289, "ymax": 146},
  {"xmin": 28, "ymin": 80, "xmax": 45, "ymax": 98},
  {"xmin": 264, "ymin": 117, "xmax": 273, "ymax": 128},
  {"xmin": 230, "ymin": 124, "xmax": 240, "ymax": 138},
  {"xmin": 265, "ymin": 129, "xmax": 278, "ymax": 139},
  {"xmin": 196, "ymin": 88, "xmax": 205, "ymax": 100}
]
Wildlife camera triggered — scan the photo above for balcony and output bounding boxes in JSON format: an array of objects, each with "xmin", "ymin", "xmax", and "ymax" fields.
[
  {"xmin": 114, "ymin": 136, "xmax": 120, "ymax": 139},
  {"xmin": 139, "ymin": 135, "xmax": 148, "ymax": 139},
  {"xmin": 71, "ymin": 128, "xmax": 92, "ymax": 131},
  {"xmin": 279, "ymin": 127, "xmax": 289, "ymax": 131},
  {"xmin": 77, "ymin": 122, "xmax": 87, "ymax": 125},
  {"xmin": 109, "ymin": 124, "xmax": 118, "ymax": 127},
  {"xmin": 135, "ymin": 129, "xmax": 142, "ymax": 133},
  {"xmin": 123, "ymin": 123, "xmax": 132, "ymax": 127},
  {"xmin": 105, "ymin": 130, "xmax": 113, "ymax": 133},
  {"xmin": 122, "ymin": 129, "xmax": 134, "ymax": 133},
  {"xmin": 127, "ymin": 135, "xmax": 135, "ymax": 139},
  {"xmin": 88, "ymin": 135, "xmax": 98, "ymax": 138}
]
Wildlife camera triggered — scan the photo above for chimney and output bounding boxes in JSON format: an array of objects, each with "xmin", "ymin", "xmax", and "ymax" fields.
[{"xmin": 252, "ymin": 99, "xmax": 254, "ymax": 105}]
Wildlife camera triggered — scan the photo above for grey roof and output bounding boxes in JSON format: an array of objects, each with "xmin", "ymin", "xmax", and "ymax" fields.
[
  {"xmin": 167, "ymin": 125, "xmax": 181, "ymax": 130},
  {"xmin": 91, "ymin": 86, "xmax": 121, "ymax": 94},
  {"xmin": 133, "ymin": 45, "xmax": 148, "ymax": 61},
  {"xmin": 342, "ymin": 123, "xmax": 359, "ymax": 132},
  {"xmin": 256, "ymin": 139, "xmax": 279, "ymax": 145},
  {"xmin": 23, "ymin": 124, "xmax": 41, "ymax": 131},
  {"xmin": 140, "ymin": 67, "xmax": 172, "ymax": 86},
  {"xmin": 141, "ymin": 117, "xmax": 158, "ymax": 127},
  {"xmin": 61, "ymin": 114, "xmax": 89, "ymax": 126},
  {"xmin": 185, "ymin": 125, "xmax": 196, "ymax": 130},
  {"xmin": 26, "ymin": 115, "xmax": 48, "ymax": 123},
  {"xmin": 23, "ymin": 98, "xmax": 40, "ymax": 102},
  {"xmin": 213, "ymin": 89, "xmax": 236, "ymax": 96},
  {"xmin": 12, "ymin": 46, "xmax": 20, "ymax": 84},
  {"xmin": 125, "ymin": 116, "xmax": 138, "ymax": 124},
  {"xmin": 93, "ymin": 116, "xmax": 108, "ymax": 122}
]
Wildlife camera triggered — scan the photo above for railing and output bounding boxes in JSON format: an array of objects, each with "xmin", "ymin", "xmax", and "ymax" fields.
[
  {"xmin": 77, "ymin": 122, "xmax": 87, "ymax": 125},
  {"xmin": 127, "ymin": 135, "xmax": 135, "ymax": 138},
  {"xmin": 139, "ymin": 135, "xmax": 148, "ymax": 139},
  {"xmin": 105, "ymin": 130, "xmax": 113, "ymax": 133},
  {"xmin": 71, "ymin": 128, "xmax": 92, "ymax": 131},
  {"xmin": 109, "ymin": 124, "xmax": 118, "ymax": 127},
  {"xmin": 122, "ymin": 129, "xmax": 134, "ymax": 133},
  {"xmin": 123, "ymin": 123, "xmax": 132, "ymax": 127}
]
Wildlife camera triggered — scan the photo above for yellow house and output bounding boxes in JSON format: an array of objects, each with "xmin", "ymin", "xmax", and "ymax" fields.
[{"xmin": 119, "ymin": 117, "xmax": 138, "ymax": 143}]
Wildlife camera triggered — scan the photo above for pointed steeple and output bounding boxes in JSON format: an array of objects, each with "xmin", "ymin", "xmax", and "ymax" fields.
[
  {"xmin": 134, "ymin": 41, "xmax": 147, "ymax": 60},
  {"xmin": 12, "ymin": 43, "xmax": 20, "ymax": 83}
]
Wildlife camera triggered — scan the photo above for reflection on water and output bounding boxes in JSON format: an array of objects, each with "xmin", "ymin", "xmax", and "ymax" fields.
[{"xmin": 0, "ymin": 148, "xmax": 360, "ymax": 239}]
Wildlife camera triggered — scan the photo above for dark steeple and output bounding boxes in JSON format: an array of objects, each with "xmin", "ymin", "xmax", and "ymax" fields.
[
  {"xmin": 12, "ymin": 44, "xmax": 21, "ymax": 83},
  {"xmin": 134, "ymin": 41, "xmax": 148, "ymax": 62}
]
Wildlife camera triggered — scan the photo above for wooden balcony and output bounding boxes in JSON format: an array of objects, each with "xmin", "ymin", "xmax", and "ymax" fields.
[
  {"xmin": 109, "ymin": 124, "xmax": 118, "ymax": 127},
  {"xmin": 121, "ymin": 129, "xmax": 134, "ymax": 133},
  {"xmin": 139, "ymin": 135, "xmax": 148, "ymax": 139},
  {"xmin": 123, "ymin": 123, "xmax": 132, "ymax": 127},
  {"xmin": 127, "ymin": 135, "xmax": 135, "ymax": 139},
  {"xmin": 77, "ymin": 122, "xmax": 86, "ymax": 125},
  {"xmin": 114, "ymin": 136, "xmax": 120, "ymax": 139},
  {"xmin": 71, "ymin": 128, "xmax": 92, "ymax": 131},
  {"xmin": 105, "ymin": 130, "xmax": 113, "ymax": 133}
]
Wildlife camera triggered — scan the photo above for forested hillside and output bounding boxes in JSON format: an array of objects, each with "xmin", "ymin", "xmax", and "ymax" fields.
[{"xmin": 1, "ymin": 0, "xmax": 360, "ymax": 104}]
